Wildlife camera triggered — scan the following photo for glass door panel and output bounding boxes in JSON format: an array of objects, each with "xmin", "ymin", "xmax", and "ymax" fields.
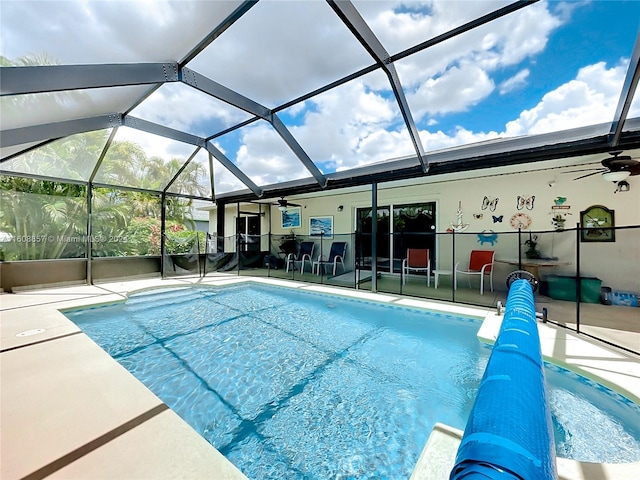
[{"xmin": 356, "ymin": 206, "xmax": 390, "ymax": 272}]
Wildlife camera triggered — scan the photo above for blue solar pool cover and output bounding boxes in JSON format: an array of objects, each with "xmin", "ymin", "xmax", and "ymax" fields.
[{"xmin": 450, "ymin": 279, "xmax": 557, "ymax": 480}]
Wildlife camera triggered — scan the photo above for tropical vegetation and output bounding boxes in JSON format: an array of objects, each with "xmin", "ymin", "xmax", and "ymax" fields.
[
  {"xmin": 1, "ymin": 53, "xmax": 212, "ymax": 261},
  {"xmin": 1, "ymin": 131, "xmax": 210, "ymax": 261}
]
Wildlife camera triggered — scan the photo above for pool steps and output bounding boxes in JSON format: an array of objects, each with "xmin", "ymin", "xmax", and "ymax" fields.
[{"xmin": 124, "ymin": 287, "xmax": 216, "ymax": 312}]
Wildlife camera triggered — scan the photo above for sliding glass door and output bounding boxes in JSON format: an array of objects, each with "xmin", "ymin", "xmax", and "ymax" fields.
[
  {"xmin": 392, "ymin": 203, "xmax": 436, "ymax": 272},
  {"xmin": 356, "ymin": 202, "xmax": 436, "ymax": 273}
]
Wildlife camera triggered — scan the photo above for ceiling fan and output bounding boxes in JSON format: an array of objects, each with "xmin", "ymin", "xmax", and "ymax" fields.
[
  {"xmin": 276, "ymin": 197, "xmax": 301, "ymax": 210},
  {"xmin": 252, "ymin": 197, "xmax": 302, "ymax": 210},
  {"xmin": 262, "ymin": 197, "xmax": 301, "ymax": 212},
  {"xmin": 565, "ymin": 151, "xmax": 640, "ymax": 182}
]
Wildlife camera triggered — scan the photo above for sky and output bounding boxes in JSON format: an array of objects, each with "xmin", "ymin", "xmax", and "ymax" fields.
[{"xmin": 1, "ymin": 0, "xmax": 640, "ymax": 194}]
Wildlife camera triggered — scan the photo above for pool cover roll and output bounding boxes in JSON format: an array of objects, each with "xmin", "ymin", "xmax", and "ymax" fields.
[{"xmin": 450, "ymin": 279, "xmax": 557, "ymax": 480}]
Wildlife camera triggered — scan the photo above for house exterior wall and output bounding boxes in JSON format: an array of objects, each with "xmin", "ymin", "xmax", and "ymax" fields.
[{"xmin": 210, "ymin": 163, "xmax": 639, "ymax": 293}]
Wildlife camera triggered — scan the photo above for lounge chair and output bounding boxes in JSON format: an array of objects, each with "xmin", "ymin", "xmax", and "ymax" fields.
[
  {"xmin": 286, "ymin": 241, "xmax": 315, "ymax": 273},
  {"xmin": 313, "ymin": 242, "xmax": 347, "ymax": 276}
]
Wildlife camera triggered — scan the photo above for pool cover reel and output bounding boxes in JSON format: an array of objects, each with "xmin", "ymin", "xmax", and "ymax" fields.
[{"xmin": 450, "ymin": 279, "xmax": 557, "ymax": 480}]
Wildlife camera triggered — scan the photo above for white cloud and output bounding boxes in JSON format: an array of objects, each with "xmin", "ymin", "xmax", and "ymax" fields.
[
  {"xmin": 499, "ymin": 69, "xmax": 530, "ymax": 95},
  {"xmin": 130, "ymin": 83, "xmax": 251, "ymax": 137},
  {"xmin": 315, "ymin": 59, "xmax": 627, "ymax": 172},
  {"xmin": 414, "ymin": 60, "xmax": 628, "ymax": 151},
  {"xmin": 420, "ymin": 127, "xmax": 501, "ymax": 152},
  {"xmin": 115, "ymin": 127, "xmax": 195, "ymax": 161},
  {"xmin": 490, "ymin": 3, "xmax": 562, "ymax": 67},
  {"xmin": 288, "ymin": 78, "xmax": 414, "ymax": 171},
  {"xmin": 186, "ymin": 0, "xmax": 374, "ymax": 107},
  {"xmin": 409, "ymin": 62, "xmax": 495, "ymax": 117},
  {"xmin": 209, "ymin": 141, "xmax": 245, "ymax": 195},
  {"xmin": 235, "ymin": 122, "xmax": 309, "ymax": 186},
  {"xmin": 354, "ymin": 1, "xmax": 522, "ymax": 56},
  {"xmin": 374, "ymin": 2, "xmax": 562, "ymax": 123},
  {"xmin": 0, "ymin": 1, "xmax": 241, "ymax": 64},
  {"xmin": 361, "ymin": 1, "xmax": 562, "ymax": 83},
  {"xmin": 505, "ymin": 61, "xmax": 626, "ymax": 136}
]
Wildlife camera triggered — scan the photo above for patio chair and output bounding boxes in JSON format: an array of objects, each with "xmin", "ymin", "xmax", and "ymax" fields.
[
  {"xmin": 313, "ymin": 241, "xmax": 347, "ymax": 276},
  {"xmin": 286, "ymin": 241, "xmax": 315, "ymax": 273},
  {"xmin": 402, "ymin": 248, "xmax": 431, "ymax": 286},
  {"xmin": 454, "ymin": 250, "xmax": 495, "ymax": 295}
]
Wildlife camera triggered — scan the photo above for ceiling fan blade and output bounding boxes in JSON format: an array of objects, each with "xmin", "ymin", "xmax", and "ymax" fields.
[
  {"xmin": 562, "ymin": 167, "xmax": 601, "ymax": 174},
  {"xmin": 572, "ymin": 171, "xmax": 601, "ymax": 181},
  {"xmin": 603, "ymin": 156, "xmax": 638, "ymax": 169},
  {"xmin": 277, "ymin": 197, "xmax": 301, "ymax": 208}
]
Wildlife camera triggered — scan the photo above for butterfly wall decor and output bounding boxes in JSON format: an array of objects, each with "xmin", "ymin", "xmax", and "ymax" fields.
[
  {"xmin": 517, "ymin": 195, "xmax": 535, "ymax": 210},
  {"xmin": 481, "ymin": 196, "xmax": 499, "ymax": 211},
  {"xmin": 473, "ymin": 213, "xmax": 483, "ymax": 219},
  {"xmin": 492, "ymin": 215, "xmax": 503, "ymax": 223}
]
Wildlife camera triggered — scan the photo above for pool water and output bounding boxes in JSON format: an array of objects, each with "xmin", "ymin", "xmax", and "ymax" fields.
[{"xmin": 65, "ymin": 284, "xmax": 640, "ymax": 478}]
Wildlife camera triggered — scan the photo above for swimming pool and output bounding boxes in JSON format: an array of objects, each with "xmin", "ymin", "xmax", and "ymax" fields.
[{"xmin": 65, "ymin": 284, "xmax": 640, "ymax": 478}]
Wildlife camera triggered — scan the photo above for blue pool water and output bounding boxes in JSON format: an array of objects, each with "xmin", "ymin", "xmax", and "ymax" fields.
[{"xmin": 65, "ymin": 284, "xmax": 640, "ymax": 478}]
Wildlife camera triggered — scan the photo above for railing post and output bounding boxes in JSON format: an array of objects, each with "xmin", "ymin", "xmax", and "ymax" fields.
[
  {"xmin": 266, "ymin": 232, "xmax": 271, "ymax": 276},
  {"xmin": 160, "ymin": 193, "xmax": 166, "ymax": 279},
  {"xmin": 319, "ymin": 232, "xmax": 324, "ymax": 281},
  {"xmin": 451, "ymin": 229, "xmax": 456, "ymax": 302},
  {"xmin": 196, "ymin": 230, "xmax": 202, "ymax": 278},
  {"xmin": 236, "ymin": 202, "xmax": 241, "ymax": 276},
  {"xmin": 86, "ymin": 183, "xmax": 93, "ymax": 285},
  {"xmin": 353, "ymin": 232, "xmax": 358, "ymax": 289},
  {"xmin": 371, "ymin": 181, "xmax": 378, "ymax": 293},
  {"xmin": 292, "ymin": 231, "xmax": 297, "ymax": 281},
  {"xmin": 517, "ymin": 227, "xmax": 522, "ymax": 269},
  {"xmin": 575, "ymin": 222, "xmax": 581, "ymax": 333},
  {"xmin": 399, "ymin": 230, "xmax": 404, "ymax": 295}
]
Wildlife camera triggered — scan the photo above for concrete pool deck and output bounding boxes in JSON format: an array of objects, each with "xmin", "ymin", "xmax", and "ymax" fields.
[{"xmin": 1, "ymin": 274, "xmax": 638, "ymax": 479}]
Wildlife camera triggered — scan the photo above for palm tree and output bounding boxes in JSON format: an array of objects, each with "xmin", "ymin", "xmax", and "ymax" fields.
[
  {"xmin": 166, "ymin": 157, "xmax": 210, "ymax": 197},
  {"xmin": 96, "ymin": 140, "xmax": 148, "ymax": 187}
]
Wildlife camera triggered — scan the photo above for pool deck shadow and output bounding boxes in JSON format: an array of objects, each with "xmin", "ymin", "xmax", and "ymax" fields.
[{"xmin": 1, "ymin": 274, "xmax": 638, "ymax": 480}]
